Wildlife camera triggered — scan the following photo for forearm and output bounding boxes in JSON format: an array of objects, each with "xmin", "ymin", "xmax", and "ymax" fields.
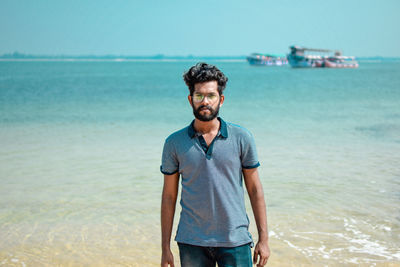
[
  {"xmin": 248, "ymin": 186, "xmax": 269, "ymax": 241},
  {"xmin": 161, "ymin": 193, "xmax": 177, "ymax": 250}
]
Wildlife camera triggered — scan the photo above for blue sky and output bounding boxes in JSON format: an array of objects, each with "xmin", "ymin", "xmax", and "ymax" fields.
[{"xmin": 1, "ymin": 0, "xmax": 399, "ymax": 57}]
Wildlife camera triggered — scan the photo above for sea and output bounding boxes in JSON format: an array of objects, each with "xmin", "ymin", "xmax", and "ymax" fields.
[{"xmin": 0, "ymin": 60, "xmax": 399, "ymax": 266}]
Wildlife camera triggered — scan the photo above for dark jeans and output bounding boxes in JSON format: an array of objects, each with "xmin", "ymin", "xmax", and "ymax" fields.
[{"xmin": 178, "ymin": 242, "xmax": 252, "ymax": 267}]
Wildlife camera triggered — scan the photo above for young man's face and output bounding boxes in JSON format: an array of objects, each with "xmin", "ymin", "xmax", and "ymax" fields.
[{"xmin": 188, "ymin": 81, "xmax": 224, "ymax": 122}]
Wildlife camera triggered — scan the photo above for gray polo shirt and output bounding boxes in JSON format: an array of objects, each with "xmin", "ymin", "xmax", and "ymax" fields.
[{"xmin": 161, "ymin": 117, "xmax": 260, "ymax": 247}]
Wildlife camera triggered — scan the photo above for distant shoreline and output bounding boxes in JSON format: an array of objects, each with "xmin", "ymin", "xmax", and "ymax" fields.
[
  {"xmin": 0, "ymin": 53, "xmax": 246, "ymax": 62},
  {"xmin": 1, "ymin": 58, "xmax": 399, "ymax": 63},
  {"xmin": 0, "ymin": 58, "xmax": 247, "ymax": 62},
  {"xmin": 0, "ymin": 53, "xmax": 399, "ymax": 62}
]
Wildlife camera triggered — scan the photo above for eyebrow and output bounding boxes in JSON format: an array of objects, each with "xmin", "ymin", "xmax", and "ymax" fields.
[{"xmin": 194, "ymin": 92, "xmax": 217, "ymax": 95}]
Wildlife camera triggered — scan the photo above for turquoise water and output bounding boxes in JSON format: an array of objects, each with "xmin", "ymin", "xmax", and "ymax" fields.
[{"xmin": 0, "ymin": 61, "xmax": 399, "ymax": 266}]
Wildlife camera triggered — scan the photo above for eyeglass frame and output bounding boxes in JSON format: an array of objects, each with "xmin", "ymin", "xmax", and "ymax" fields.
[{"xmin": 191, "ymin": 92, "xmax": 220, "ymax": 103}]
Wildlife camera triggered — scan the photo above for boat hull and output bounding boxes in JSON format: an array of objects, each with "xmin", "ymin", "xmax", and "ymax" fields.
[
  {"xmin": 323, "ymin": 60, "xmax": 358, "ymax": 68},
  {"xmin": 287, "ymin": 55, "xmax": 316, "ymax": 68},
  {"xmin": 288, "ymin": 56, "xmax": 359, "ymax": 68}
]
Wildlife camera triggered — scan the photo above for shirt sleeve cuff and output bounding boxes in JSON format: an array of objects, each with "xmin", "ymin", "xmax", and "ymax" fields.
[
  {"xmin": 242, "ymin": 162, "xmax": 260, "ymax": 169},
  {"xmin": 160, "ymin": 165, "xmax": 178, "ymax": 175}
]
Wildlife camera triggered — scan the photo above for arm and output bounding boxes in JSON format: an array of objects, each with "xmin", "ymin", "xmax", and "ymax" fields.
[
  {"xmin": 243, "ymin": 168, "xmax": 270, "ymax": 267},
  {"xmin": 161, "ymin": 172, "xmax": 180, "ymax": 267}
]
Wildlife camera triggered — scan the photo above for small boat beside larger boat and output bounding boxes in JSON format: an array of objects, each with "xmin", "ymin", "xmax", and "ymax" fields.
[
  {"xmin": 287, "ymin": 45, "xmax": 358, "ymax": 68},
  {"xmin": 315, "ymin": 55, "xmax": 359, "ymax": 68},
  {"xmin": 247, "ymin": 53, "xmax": 288, "ymax": 66}
]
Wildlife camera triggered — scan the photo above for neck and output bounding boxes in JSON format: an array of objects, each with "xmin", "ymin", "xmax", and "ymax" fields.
[{"xmin": 193, "ymin": 118, "xmax": 220, "ymax": 134}]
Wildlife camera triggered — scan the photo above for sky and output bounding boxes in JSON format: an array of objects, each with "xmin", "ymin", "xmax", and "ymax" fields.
[{"xmin": 1, "ymin": 0, "xmax": 399, "ymax": 57}]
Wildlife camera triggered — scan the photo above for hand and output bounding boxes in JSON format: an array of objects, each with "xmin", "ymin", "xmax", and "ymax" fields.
[
  {"xmin": 253, "ymin": 240, "xmax": 270, "ymax": 266},
  {"xmin": 161, "ymin": 249, "xmax": 175, "ymax": 267}
]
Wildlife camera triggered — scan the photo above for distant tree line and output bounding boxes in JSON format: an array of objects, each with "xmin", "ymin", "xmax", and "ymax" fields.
[
  {"xmin": 0, "ymin": 52, "xmax": 398, "ymax": 61},
  {"xmin": 0, "ymin": 52, "xmax": 247, "ymax": 60}
]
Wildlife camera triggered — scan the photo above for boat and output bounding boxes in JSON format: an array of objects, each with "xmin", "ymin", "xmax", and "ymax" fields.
[
  {"xmin": 247, "ymin": 53, "xmax": 288, "ymax": 66},
  {"xmin": 315, "ymin": 56, "xmax": 359, "ymax": 68},
  {"xmin": 287, "ymin": 46, "xmax": 358, "ymax": 68}
]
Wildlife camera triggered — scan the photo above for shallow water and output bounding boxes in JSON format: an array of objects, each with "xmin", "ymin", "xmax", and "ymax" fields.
[{"xmin": 0, "ymin": 61, "xmax": 399, "ymax": 266}]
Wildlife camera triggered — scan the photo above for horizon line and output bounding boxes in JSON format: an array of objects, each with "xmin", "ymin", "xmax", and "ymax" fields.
[
  {"xmin": 1, "ymin": 52, "xmax": 400, "ymax": 59},
  {"xmin": 0, "ymin": 52, "xmax": 247, "ymax": 59}
]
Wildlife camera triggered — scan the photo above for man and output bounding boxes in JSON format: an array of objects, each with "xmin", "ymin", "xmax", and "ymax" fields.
[{"xmin": 161, "ymin": 63, "xmax": 270, "ymax": 267}]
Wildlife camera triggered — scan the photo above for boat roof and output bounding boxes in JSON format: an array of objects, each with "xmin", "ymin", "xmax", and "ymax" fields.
[{"xmin": 290, "ymin": 45, "xmax": 340, "ymax": 54}]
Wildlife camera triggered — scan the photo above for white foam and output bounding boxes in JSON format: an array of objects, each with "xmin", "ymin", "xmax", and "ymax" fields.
[
  {"xmin": 347, "ymin": 257, "xmax": 359, "ymax": 264},
  {"xmin": 317, "ymin": 245, "xmax": 332, "ymax": 259},
  {"xmin": 329, "ymin": 248, "xmax": 344, "ymax": 253},
  {"xmin": 342, "ymin": 218, "xmax": 398, "ymax": 261},
  {"xmin": 292, "ymin": 234, "xmax": 314, "ymax": 241},
  {"xmin": 378, "ymin": 225, "xmax": 391, "ymax": 231},
  {"xmin": 285, "ymin": 217, "xmax": 400, "ymax": 264}
]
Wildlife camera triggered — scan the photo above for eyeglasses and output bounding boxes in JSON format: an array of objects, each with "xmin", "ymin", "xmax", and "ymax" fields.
[{"xmin": 192, "ymin": 93, "xmax": 219, "ymax": 103}]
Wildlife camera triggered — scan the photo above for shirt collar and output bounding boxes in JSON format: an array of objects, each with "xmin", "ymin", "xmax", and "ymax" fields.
[{"xmin": 188, "ymin": 117, "xmax": 228, "ymax": 139}]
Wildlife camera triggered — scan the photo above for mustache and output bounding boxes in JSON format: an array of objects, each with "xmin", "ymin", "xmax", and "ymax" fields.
[{"xmin": 197, "ymin": 105, "xmax": 213, "ymax": 110}]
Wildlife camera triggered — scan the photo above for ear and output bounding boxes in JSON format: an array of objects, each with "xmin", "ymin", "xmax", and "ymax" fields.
[
  {"xmin": 188, "ymin": 94, "xmax": 193, "ymax": 106},
  {"xmin": 219, "ymin": 94, "xmax": 225, "ymax": 107}
]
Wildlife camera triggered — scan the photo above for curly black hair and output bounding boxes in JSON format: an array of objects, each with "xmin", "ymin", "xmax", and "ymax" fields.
[{"xmin": 183, "ymin": 62, "xmax": 228, "ymax": 96}]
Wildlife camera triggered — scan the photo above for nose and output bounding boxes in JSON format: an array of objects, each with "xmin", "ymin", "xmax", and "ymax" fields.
[{"xmin": 201, "ymin": 95, "xmax": 210, "ymax": 104}]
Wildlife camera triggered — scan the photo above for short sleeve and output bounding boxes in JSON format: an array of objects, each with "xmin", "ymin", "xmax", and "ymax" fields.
[
  {"xmin": 160, "ymin": 138, "xmax": 179, "ymax": 175},
  {"xmin": 240, "ymin": 131, "xmax": 260, "ymax": 169}
]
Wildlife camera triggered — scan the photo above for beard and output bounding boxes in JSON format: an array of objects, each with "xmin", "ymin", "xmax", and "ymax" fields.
[{"xmin": 192, "ymin": 103, "xmax": 220, "ymax": 122}]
